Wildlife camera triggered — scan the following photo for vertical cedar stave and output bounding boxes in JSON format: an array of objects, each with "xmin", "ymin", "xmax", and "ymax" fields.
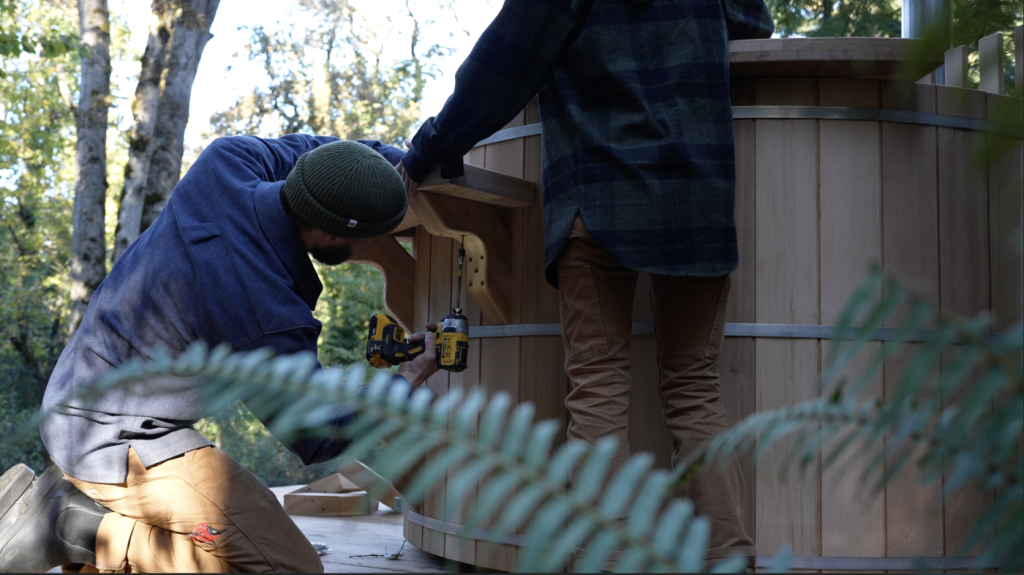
[
  {"xmin": 518, "ymin": 100, "xmax": 566, "ymax": 438},
  {"xmin": 444, "ymin": 225, "xmax": 483, "ymax": 564},
  {"xmin": 818, "ymin": 78, "xmax": 885, "ymax": 559},
  {"xmin": 880, "ymin": 82, "xmax": 944, "ymax": 558},
  {"xmin": 420, "ymin": 234, "xmax": 454, "ymax": 558},
  {"xmin": 754, "ymin": 77, "xmax": 821, "ymax": 557},
  {"xmin": 406, "ymin": 224, "xmax": 432, "ymax": 551},
  {"xmin": 403, "ymin": 79, "xmax": 1021, "ymax": 571},
  {"xmin": 936, "ymin": 86, "xmax": 995, "ymax": 556},
  {"xmin": 986, "ymin": 92, "xmax": 1024, "ymax": 333},
  {"xmin": 723, "ymin": 112, "xmax": 757, "ymax": 542},
  {"xmin": 513, "ymin": 100, "xmax": 571, "ymax": 569},
  {"xmin": 475, "ymin": 112, "xmax": 528, "ymax": 570}
]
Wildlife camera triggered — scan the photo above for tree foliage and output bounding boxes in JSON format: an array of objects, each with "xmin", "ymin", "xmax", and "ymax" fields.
[
  {"xmin": 768, "ymin": 0, "xmax": 1021, "ymax": 94},
  {"xmin": 952, "ymin": 0, "xmax": 1021, "ymax": 50},
  {"xmin": 0, "ymin": 0, "xmax": 136, "ymax": 470},
  {"xmin": 208, "ymin": 0, "xmax": 455, "ymax": 146},
  {"xmin": 0, "ymin": 0, "xmax": 78, "ymax": 471},
  {"xmin": 768, "ymin": 0, "xmax": 1021, "ymax": 40},
  {"xmin": 313, "ymin": 260, "xmax": 386, "ymax": 368},
  {"xmin": 951, "ymin": 0, "xmax": 1021, "ymax": 93},
  {"xmin": 768, "ymin": 0, "xmax": 901, "ymax": 38},
  {"xmin": 193, "ymin": 401, "xmax": 343, "ymax": 487},
  {"xmin": 0, "ymin": 0, "xmax": 77, "ymax": 64}
]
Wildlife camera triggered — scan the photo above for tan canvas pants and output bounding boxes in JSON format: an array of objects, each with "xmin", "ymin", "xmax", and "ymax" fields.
[
  {"xmin": 63, "ymin": 446, "xmax": 323, "ymax": 573},
  {"xmin": 557, "ymin": 214, "xmax": 754, "ymax": 560}
]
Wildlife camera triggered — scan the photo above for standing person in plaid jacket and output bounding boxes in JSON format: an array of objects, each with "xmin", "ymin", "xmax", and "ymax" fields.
[{"xmin": 399, "ymin": 0, "xmax": 774, "ymax": 563}]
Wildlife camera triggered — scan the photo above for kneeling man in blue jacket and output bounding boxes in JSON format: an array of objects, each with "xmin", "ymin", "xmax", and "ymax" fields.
[{"xmin": 0, "ymin": 135, "xmax": 437, "ymax": 573}]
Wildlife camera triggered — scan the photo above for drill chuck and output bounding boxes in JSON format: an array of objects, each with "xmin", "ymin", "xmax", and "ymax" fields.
[{"xmin": 435, "ymin": 313, "xmax": 469, "ymax": 372}]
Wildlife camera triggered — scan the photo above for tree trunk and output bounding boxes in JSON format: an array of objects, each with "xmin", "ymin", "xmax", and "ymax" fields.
[
  {"xmin": 140, "ymin": 0, "xmax": 221, "ymax": 232},
  {"xmin": 111, "ymin": 0, "xmax": 173, "ymax": 264},
  {"xmin": 69, "ymin": 0, "xmax": 111, "ymax": 335},
  {"xmin": 112, "ymin": 0, "xmax": 221, "ymax": 255}
]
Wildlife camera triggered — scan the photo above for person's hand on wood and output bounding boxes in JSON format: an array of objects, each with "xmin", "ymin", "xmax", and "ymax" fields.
[{"xmin": 397, "ymin": 322, "xmax": 438, "ymax": 387}]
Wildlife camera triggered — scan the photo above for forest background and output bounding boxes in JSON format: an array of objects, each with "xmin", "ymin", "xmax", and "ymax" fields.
[{"xmin": 1, "ymin": 0, "xmax": 1021, "ymax": 487}]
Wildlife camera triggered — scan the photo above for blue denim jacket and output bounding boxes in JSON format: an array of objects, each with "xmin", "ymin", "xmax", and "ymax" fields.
[{"xmin": 41, "ymin": 135, "xmax": 404, "ymax": 484}]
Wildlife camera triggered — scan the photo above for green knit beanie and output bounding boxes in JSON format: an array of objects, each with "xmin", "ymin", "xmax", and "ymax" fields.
[{"xmin": 282, "ymin": 141, "xmax": 408, "ymax": 238}]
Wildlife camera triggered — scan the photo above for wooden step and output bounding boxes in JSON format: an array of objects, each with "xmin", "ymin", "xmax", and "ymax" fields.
[{"xmin": 418, "ymin": 163, "xmax": 535, "ymax": 208}]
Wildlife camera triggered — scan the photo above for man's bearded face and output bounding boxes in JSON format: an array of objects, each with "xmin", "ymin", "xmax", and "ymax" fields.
[{"xmin": 310, "ymin": 243, "xmax": 354, "ymax": 266}]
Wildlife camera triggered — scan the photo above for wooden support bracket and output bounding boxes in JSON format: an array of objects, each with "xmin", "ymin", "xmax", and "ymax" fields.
[
  {"xmin": 350, "ymin": 236, "xmax": 416, "ymax": 332},
  {"xmin": 411, "ymin": 191, "xmax": 514, "ymax": 325},
  {"xmin": 419, "ymin": 163, "xmax": 535, "ymax": 208},
  {"xmin": 391, "ymin": 208, "xmax": 421, "ymax": 234}
]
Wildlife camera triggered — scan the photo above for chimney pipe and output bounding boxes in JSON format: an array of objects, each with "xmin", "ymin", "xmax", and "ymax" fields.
[{"xmin": 902, "ymin": 0, "xmax": 953, "ymax": 48}]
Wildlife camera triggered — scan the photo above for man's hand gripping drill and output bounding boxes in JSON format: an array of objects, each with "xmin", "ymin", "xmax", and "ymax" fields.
[
  {"xmin": 365, "ymin": 237, "xmax": 470, "ymax": 383},
  {"xmin": 366, "ymin": 316, "xmax": 440, "ymax": 387}
]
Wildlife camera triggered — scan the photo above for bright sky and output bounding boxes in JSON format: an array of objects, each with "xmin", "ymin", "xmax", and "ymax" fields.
[{"xmin": 109, "ymin": 0, "xmax": 501, "ymax": 150}]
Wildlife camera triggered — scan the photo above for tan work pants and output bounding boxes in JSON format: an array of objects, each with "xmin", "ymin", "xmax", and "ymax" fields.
[
  {"xmin": 557, "ymin": 215, "xmax": 754, "ymax": 560},
  {"xmin": 64, "ymin": 446, "xmax": 323, "ymax": 573}
]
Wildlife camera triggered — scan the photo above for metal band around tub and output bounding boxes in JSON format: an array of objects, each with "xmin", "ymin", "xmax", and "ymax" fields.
[
  {"xmin": 403, "ymin": 505, "xmax": 528, "ymax": 547},
  {"xmin": 473, "ymin": 123, "xmax": 543, "ymax": 147},
  {"xmin": 469, "ymin": 322, "xmax": 1002, "ymax": 343},
  {"xmin": 402, "ymin": 507, "xmax": 1006, "ymax": 570},
  {"xmin": 732, "ymin": 105, "xmax": 1023, "ymax": 137},
  {"xmin": 470, "ymin": 106, "xmax": 1022, "ymax": 148}
]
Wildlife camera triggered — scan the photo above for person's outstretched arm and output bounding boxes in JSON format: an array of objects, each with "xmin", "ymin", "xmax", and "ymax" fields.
[
  {"xmin": 401, "ymin": 0, "xmax": 596, "ymax": 183},
  {"xmin": 191, "ymin": 134, "xmax": 340, "ymax": 185},
  {"xmin": 356, "ymin": 139, "xmax": 404, "ymax": 166}
]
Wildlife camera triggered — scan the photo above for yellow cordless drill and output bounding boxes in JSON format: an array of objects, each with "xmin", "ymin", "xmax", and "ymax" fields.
[
  {"xmin": 365, "ymin": 237, "xmax": 469, "ymax": 372},
  {"xmin": 365, "ymin": 313, "xmax": 425, "ymax": 368}
]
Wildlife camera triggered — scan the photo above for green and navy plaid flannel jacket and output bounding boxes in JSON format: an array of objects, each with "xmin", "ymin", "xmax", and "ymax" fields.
[{"xmin": 401, "ymin": 0, "xmax": 774, "ymax": 287}]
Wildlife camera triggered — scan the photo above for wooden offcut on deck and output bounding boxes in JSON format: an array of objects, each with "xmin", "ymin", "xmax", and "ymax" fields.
[{"xmin": 268, "ymin": 486, "xmax": 448, "ymax": 574}]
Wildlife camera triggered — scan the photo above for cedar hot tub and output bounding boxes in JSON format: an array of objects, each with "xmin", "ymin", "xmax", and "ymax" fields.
[{"xmin": 349, "ymin": 36, "xmax": 1023, "ymax": 572}]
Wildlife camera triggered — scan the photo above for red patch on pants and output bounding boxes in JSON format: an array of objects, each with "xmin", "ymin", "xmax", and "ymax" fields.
[{"xmin": 191, "ymin": 523, "xmax": 222, "ymax": 545}]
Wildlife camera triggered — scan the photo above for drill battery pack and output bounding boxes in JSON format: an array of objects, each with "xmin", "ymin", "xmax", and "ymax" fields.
[{"xmin": 365, "ymin": 313, "xmax": 425, "ymax": 368}]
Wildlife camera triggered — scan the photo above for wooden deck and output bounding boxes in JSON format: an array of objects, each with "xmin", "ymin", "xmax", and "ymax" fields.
[{"xmin": 269, "ymin": 486, "xmax": 451, "ymax": 574}]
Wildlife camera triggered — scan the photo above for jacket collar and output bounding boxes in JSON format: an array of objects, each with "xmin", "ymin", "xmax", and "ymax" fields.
[{"xmin": 253, "ymin": 181, "xmax": 322, "ymax": 310}]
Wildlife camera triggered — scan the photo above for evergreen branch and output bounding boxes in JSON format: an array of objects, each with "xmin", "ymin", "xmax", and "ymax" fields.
[
  {"xmin": 683, "ymin": 265, "xmax": 1022, "ymax": 569},
  {"xmin": 52, "ymin": 343, "xmax": 733, "ymax": 573}
]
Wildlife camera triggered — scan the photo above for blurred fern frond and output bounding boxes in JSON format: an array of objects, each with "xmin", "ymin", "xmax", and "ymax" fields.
[
  {"xmin": 64, "ymin": 344, "xmax": 745, "ymax": 573},
  {"xmin": 684, "ymin": 264, "xmax": 1023, "ymax": 571}
]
